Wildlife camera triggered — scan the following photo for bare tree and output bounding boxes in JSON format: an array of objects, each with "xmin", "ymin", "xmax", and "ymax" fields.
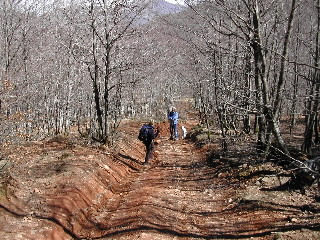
[
  {"xmin": 302, "ymin": 0, "xmax": 320, "ymax": 155},
  {"xmin": 0, "ymin": 0, "xmax": 39, "ymax": 141},
  {"xmin": 178, "ymin": 0, "xmax": 300, "ymax": 155},
  {"xmin": 79, "ymin": 0, "xmax": 147, "ymax": 144}
]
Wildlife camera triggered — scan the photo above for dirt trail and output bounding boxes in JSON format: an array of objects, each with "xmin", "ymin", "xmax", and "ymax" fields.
[
  {"xmin": 102, "ymin": 135, "xmax": 288, "ymax": 240},
  {"xmin": 1, "ymin": 120, "xmax": 320, "ymax": 240}
]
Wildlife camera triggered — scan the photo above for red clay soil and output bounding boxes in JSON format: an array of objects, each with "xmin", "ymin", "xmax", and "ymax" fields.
[{"xmin": 0, "ymin": 120, "xmax": 320, "ymax": 240}]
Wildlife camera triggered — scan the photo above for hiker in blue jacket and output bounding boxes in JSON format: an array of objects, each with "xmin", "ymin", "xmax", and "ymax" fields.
[
  {"xmin": 168, "ymin": 107, "xmax": 179, "ymax": 140},
  {"xmin": 138, "ymin": 120, "xmax": 159, "ymax": 164}
]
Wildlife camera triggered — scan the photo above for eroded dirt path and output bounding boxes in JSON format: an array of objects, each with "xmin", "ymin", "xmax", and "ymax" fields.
[
  {"xmin": 101, "ymin": 135, "xmax": 286, "ymax": 240},
  {"xmin": 1, "ymin": 121, "xmax": 320, "ymax": 240}
]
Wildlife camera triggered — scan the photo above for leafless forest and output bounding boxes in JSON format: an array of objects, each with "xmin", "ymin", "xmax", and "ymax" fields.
[
  {"xmin": 1, "ymin": 0, "xmax": 320, "ymax": 156},
  {"xmin": 2, "ymin": 1, "xmax": 320, "ymax": 239}
]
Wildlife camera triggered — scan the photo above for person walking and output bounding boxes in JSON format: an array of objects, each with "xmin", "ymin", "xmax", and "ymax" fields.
[
  {"xmin": 168, "ymin": 107, "xmax": 179, "ymax": 140},
  {"xmin": 138, "ymin": 120, "xmax": 159, "ymax": 164}
]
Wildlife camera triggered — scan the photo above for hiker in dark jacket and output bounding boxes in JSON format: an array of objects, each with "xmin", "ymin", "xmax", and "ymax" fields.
[{"xmin": 139, "ymin": 120, "xmax": 159, "ymax": 164}]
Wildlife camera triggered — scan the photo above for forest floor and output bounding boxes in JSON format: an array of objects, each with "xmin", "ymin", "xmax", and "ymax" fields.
[{"xmin": 0, "ymin": 115, "xmax": 320, "ymax": 240}]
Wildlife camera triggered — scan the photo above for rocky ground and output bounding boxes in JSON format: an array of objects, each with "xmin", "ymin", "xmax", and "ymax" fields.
[{"xmin": 0, "ymin": 119, "xmax": 320, "ymax": 240}]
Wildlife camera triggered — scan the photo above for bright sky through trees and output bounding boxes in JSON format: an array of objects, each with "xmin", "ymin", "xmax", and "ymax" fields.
[{"xmin": 165, "ymin": 0, "xmax": 185, "ymax": 5}]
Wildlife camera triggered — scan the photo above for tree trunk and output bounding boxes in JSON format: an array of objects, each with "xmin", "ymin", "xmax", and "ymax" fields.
[
  {"xmin": 302, "ymin": 0, "xmax": 320, "ymax": 155},
  {"xmin": 251, "ymin": 0, "xmax": 296, "ymax": 156}
]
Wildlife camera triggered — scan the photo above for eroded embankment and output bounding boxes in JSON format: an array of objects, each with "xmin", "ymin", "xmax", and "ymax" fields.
[{"xmin": 1, "ymin": 121, "xmax": 319, "ymax": 240}]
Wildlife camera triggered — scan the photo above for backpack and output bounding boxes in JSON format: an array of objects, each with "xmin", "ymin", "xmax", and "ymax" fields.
[{"xmin": 138, "ymin": 125, "xmax": 152, "ymax": 142}]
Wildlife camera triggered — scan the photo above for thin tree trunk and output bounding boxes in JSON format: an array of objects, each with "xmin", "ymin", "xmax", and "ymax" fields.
[
  {"xmin": 268, "ymin": 0, "xmax": 296, "ymax": 155},
  {"xmin": 302, "ymin": 0, "xmax": 320, "ymax": 154}
]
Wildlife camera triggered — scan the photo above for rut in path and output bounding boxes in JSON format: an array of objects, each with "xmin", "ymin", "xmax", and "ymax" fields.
[{"xmin": 111, "ymin": 138, "xmax": 285, "ymax": 238}]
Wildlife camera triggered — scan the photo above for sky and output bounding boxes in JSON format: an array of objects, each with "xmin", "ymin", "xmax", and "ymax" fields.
[{"xmin": 165, "ymin": 0, "xmax": 186, "ymax": 5}]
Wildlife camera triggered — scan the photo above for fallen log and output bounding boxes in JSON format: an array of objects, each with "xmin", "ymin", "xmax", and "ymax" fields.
[
  {"xmin": 287, "ymin": 156, "xmax": 320, "ymax": 194},
  {"xmin": 261, "ymin": 156, "xmax": 320, "ymax": 194}
]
